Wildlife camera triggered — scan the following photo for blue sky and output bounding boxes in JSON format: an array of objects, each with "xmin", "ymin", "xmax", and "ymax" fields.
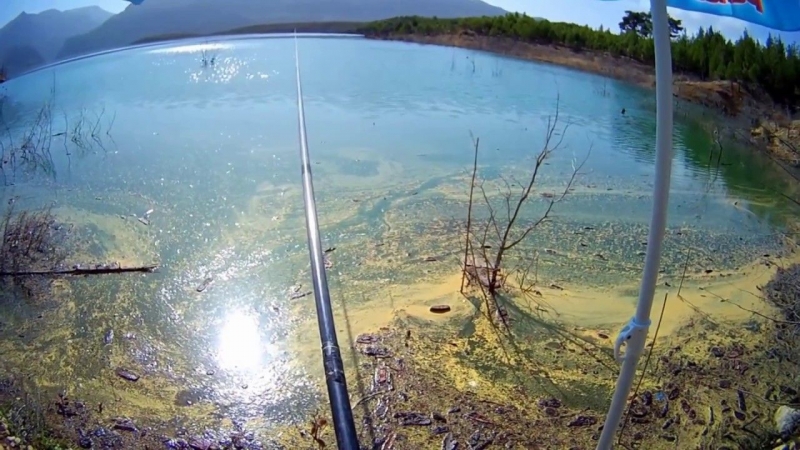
[{"xmin": 1, "ymin": 0, "xmax": 798, "ymax": 44}]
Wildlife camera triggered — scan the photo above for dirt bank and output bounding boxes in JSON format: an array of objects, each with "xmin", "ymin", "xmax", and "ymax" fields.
[{"xmin": 369, "ymin": 34, "xmax": 800, "ymax": 173}]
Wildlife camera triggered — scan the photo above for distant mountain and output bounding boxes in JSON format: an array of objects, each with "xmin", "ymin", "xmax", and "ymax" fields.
[
  {"xmin": 0, "ymin": 0, "xmax": 124, "ymax": 27},
  {"xmin": 0, "ymin": 6, "xmax": 113, "ymax": 75},
  {"xmin": 0, "ymin": 45, "xmax": 46, "ymax": 78},
  {"xmin": 58, "ymin": 0, "xmax": 507, "ymax": 59}
]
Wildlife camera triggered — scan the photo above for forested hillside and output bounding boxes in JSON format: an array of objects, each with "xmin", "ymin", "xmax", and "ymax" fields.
[{"xmin": 358, "ymin": 13, "xmax": 800, "ymax": 107}]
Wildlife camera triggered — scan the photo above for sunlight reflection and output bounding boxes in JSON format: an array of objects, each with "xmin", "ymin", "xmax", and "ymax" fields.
[
  {"xmin": 217, "ymin": 311, "xmax": 263, "ymax": 372},
  {"xmin": 188, "ymin": 57, "xmax": 247, "ymax": 84},
  {"xmin": 150, "ymin": 43, "xmax": 233, "ymax": 54}
]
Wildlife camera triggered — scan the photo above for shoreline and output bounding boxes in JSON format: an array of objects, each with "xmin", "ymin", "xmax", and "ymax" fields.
[
  {"xmin": 367, "ymin": 33, "xmax": 800, "ymax": 173},
  {"xmin": 370, "ymin": 34, "xmax": 661, "ymax": 89}
]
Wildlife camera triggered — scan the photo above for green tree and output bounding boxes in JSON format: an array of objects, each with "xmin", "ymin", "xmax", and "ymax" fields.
[
  {"xmin": 619, "ymin": 10, "xmax": 683, "ymax": 38},
  {"xmin": 668, "ymin": 18, "xmax": 684, "ymax": 38},
  {"xmin": 619, "ymin": 10, "xmax": 652, "ymax": 37}
]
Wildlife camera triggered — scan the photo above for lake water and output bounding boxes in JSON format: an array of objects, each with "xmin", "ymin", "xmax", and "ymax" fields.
[{"xmin": 0, "ymin": 36, "xmax": 797, "ymax": 442}]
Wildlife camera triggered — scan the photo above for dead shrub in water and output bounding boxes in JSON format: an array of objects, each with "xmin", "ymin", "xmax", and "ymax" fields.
[
  {"xmin": 0, "ymin": 200, "xmax": 70, "ymax": 300},
  {"xmin": 461, "ymin": 96, "xmax": 588, "ymax": 326},
  {"xmin": 1, "ymin": 81, "xmax": 116, "ymax": 185}
]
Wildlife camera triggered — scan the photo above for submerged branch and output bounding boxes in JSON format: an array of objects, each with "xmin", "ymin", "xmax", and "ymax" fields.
[{"xmin": 0, "ymin": 264, "xmax": 159, "ymax": 277}]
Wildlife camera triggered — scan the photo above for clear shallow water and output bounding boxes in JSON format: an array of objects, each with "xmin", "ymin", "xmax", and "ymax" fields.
[{"xmin": 0, "ymin": 36, "xmax": 797, "ymax": 433}]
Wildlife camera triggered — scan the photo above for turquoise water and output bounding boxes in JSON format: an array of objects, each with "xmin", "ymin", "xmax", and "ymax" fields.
[{"xmin": 0, "ymin": 36, "xmax": 796, "ymax": 437}]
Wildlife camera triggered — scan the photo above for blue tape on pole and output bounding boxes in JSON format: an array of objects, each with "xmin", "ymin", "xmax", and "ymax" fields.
[{"xmin": 603, "ymin": 0, "xmax": 800, "ymax": 31}]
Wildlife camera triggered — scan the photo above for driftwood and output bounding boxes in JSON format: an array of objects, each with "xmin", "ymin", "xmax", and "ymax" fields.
[{"xmin": 0, "ymin": 264, "xmax": 158, "ymax": 277}]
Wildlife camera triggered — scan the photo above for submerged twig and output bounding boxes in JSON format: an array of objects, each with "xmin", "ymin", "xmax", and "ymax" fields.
[
  {"xmin": 0, "ymin": 264, "xmax": 158, "ymax": 277},
  {"xmin": 618, "ymin": 292, "xmax": 668, "ymax": 444},
  {"xmin": 351, "ymin": 392, "xmax": 381, "ymax": 408},
  {"xmin": 716, "ymin": 294, "xmax": 800, "ymax": 325}
]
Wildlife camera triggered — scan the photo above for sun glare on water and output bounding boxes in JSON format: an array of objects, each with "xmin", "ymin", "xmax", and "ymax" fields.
[
  {"xmin": 150, "ymin": 43, "xmax": 234, "ymax": 55},
  {"xmin": 217, "ymin": 310, "xmax": 264, "ymax": 372}
]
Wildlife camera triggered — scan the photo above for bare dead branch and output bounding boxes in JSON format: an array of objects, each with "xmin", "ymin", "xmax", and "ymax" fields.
[
  {"xmin": 461, "ymin": 134, "xmax": 480, "ymax": 294},
  {"xmin": 479, "ymin": 181, "xmax": 502, "ymax": 244},
  {"xmin": 503, "ymin": 150, "xmax": 589, "ymax": 252}
]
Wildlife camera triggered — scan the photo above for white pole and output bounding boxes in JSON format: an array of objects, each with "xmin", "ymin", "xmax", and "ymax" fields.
[{"xmin": 595, "ymin": 0, "xmax": 674, "ymax": 447}]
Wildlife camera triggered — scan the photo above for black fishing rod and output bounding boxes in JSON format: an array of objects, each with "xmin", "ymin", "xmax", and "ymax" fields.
[{"xmin": 292, "ymin": 35, "xmax": 360, "ymax": 450}]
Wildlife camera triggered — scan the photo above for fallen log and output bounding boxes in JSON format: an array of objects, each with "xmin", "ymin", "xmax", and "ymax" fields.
[{"xmin": 0, "ymin": 264, "xmax": 158, "ymax": 277}]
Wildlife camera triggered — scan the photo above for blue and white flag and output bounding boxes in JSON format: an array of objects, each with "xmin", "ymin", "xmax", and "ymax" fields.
[{"xmin": 665, "ymin": 0, "xmax": 800, "ymax": 31}]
